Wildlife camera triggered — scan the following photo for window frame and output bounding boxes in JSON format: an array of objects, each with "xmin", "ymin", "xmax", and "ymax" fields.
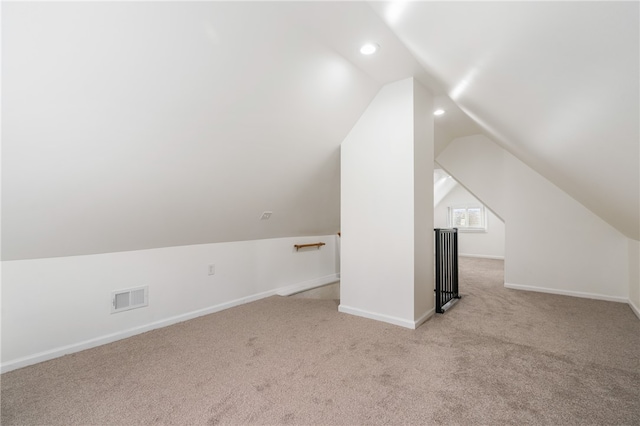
[{"xmin": 447, "ymin": 205, "xmax": 488, "ymax": 233}]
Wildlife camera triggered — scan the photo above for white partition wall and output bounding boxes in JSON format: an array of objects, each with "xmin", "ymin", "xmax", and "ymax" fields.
[
  {"xmin": 628, "ymin": 239, "xmax": 640, "ymax": 318},
  {"xmin": 412, "ymin": 81, "xmax": 435, "ymax": 324},
  {"xmin": 340, "ymin": 78, "xmax": 434, "ymax": 328},
  {"xmin": 438, "ymin": 134, "xmax": 631, "ymax": 303}
]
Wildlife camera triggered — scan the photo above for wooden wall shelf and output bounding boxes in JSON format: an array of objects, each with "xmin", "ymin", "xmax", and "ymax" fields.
[{"xmin": 294, "ymin": 242, "xmax": 325, "ymax": 251}]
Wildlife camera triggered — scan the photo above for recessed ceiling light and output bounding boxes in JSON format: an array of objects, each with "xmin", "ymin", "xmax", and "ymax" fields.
[
  {"xmin": 360, "ymin": 43, "xmax": 379, "ymax": 55},
  {"xmin": 434, "ymin": 109, "xmax": 445, "ymax": 116}
]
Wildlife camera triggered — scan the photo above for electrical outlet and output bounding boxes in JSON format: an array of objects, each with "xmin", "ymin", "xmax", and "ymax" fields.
[{"xmin": 208, "ymin": 264, "xmax": 215, "ymax": 276}]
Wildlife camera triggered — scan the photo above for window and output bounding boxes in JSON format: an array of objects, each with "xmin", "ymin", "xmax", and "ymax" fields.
[{"xmin": 448, "ymin": 205, "xmax": 487, "ymax": 232}]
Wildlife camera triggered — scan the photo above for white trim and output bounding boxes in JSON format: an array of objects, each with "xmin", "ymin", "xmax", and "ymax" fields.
[
  {"xmin": 504, "ymin": 283, "xmax": 628, "ymax": 303},
  {"xmin": 338, "ymin": 304, "xmax": 420, "ymax": 329},
  {"xmin": 414, "ymin": 308, "xmax": 435, "ymax": 328},
  {"xmin": 459, "ymin": 253, "xmax": 504, "ymax": 260},
  {"xmin": 275, "ymin": 273, "xmax": 340, "ymax": 296},
  {"xmin": 1, "ymin": 289, "xmax": 278, "ymax": 373},
  {"xmin": 448, "ymin": 205, "xmax": 488, "ymax": 231},
  {"xmin": 628, "ymin": 299, "xmax": 640, "ymax": 321}
]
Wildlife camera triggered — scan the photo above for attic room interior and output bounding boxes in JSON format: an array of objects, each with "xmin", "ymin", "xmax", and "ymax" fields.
[{"xmin": 1, "ymin": 1, "xmax": 639, "ymax": 424}]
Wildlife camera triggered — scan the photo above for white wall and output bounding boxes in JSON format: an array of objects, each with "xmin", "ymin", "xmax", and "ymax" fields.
[
  {"xmin": 2, "ymin": 2, "xmax": 382, "ymax": 261},
  {"xmin": 434, "ymin": 183, "xmax": 505, "ymax": 259},
  {"xmin": 413, "ymin": 79, "xmax": 435, "ymax": 321},
  {"xmin": 433, "ymin": 169, "xmax": 457, "ymax": 207},
  {"xmin": 340, "ymin": 78, "xmax": 434, "ymax": 329},
  {"xmin": 1, "ymin": 235, "xmax": 339, "ymax": 372},
  {"xmin": 438, "ymin": 135, "xmax": 629, "ymax": 302},
  {"xmin": 629, "ymin": 239, "xmax": 640, "ymax": 319}
]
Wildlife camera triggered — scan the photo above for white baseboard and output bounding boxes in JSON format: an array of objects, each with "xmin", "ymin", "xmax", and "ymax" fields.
[
  {"xmin": 504, "ymin": 282, "xmax": 628, "ymax": 303},
  {"xmin": 459, "ymin": 253, "xmax": 505, "ymax": 260},
  {"xmin": 2, "ymin": 271, "xmax": 342, "ymax": 373},
  {"xmin": 629, "ymin": 299, "xmax": 640, "ymax": 320},
  {"xmin": 0, "ymin": 289, "xmax": 278, "ymax": 374},
  {"xmin": 338, "ymin": 304, "xmax": 428, "ymax": 329},
  {"xmin": 275, "ymin": 273, "xmax": 340, "ymax": 296},
  {"xmin": 414, "ymin": 308, "xmax": 435, "ymax": 328}
]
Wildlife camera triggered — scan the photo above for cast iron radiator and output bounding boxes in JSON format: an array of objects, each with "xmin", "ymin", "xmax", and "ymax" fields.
[{"xmin": 434, "ymin": 228, "xmax": 461, "ymax": 313}]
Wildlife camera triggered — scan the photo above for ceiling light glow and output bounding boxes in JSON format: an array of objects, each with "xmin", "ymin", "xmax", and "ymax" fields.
[
  {"xmin": 450, "ymin": 67, "xmax": 478, "ymax": 100},
  {"xmin": 360, "ymin": 43, "xmax": 379, "ymax": 55},
  {"xmin": 386, "ymin": 1, "xmax": 408, "ymax": 25},
  {"xmin": 434, "ymin": 109, "xmax": 445, "ymax": 116}
]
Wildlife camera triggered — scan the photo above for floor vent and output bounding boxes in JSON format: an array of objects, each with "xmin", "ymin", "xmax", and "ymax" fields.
[{"xmin": 111, "ymin": 286, "xmax": 148, "ymax": 314}]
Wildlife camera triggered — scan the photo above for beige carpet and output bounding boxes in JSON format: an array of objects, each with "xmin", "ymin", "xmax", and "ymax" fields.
[
  {"xmin": 2, "ymin": 258, "xmax": 639, "ymax": 425},
  {"xmin": 290, "ymin": 282, "xmax": 340, "ymax": 300}
]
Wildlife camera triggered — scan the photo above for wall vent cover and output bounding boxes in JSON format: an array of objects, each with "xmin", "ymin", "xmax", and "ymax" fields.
[{"xmin": 111, "ymin": 286, "xmax": 148, "ymax": 314}]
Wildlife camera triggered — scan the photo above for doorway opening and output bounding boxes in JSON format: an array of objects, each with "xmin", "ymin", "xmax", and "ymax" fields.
[{"xmin": 434, "ymin": 167, "xmax": 505, "ymax": 303}]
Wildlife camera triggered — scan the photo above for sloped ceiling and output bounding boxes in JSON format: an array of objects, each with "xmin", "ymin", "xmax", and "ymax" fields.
[
  {"xmin": 372, "ymin": 1, "xmax": 640, "ymax": 240},
  {"xmin": 2, "ymin": 1, "xmax": 434, "ymax": 260},
  {"xmin": 2, "ymin": 2, "xmax": 638, "ymax": 261},
  {"xmin": 434, "ymin": 168, "xmax": 457, "ymax": 208}
]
